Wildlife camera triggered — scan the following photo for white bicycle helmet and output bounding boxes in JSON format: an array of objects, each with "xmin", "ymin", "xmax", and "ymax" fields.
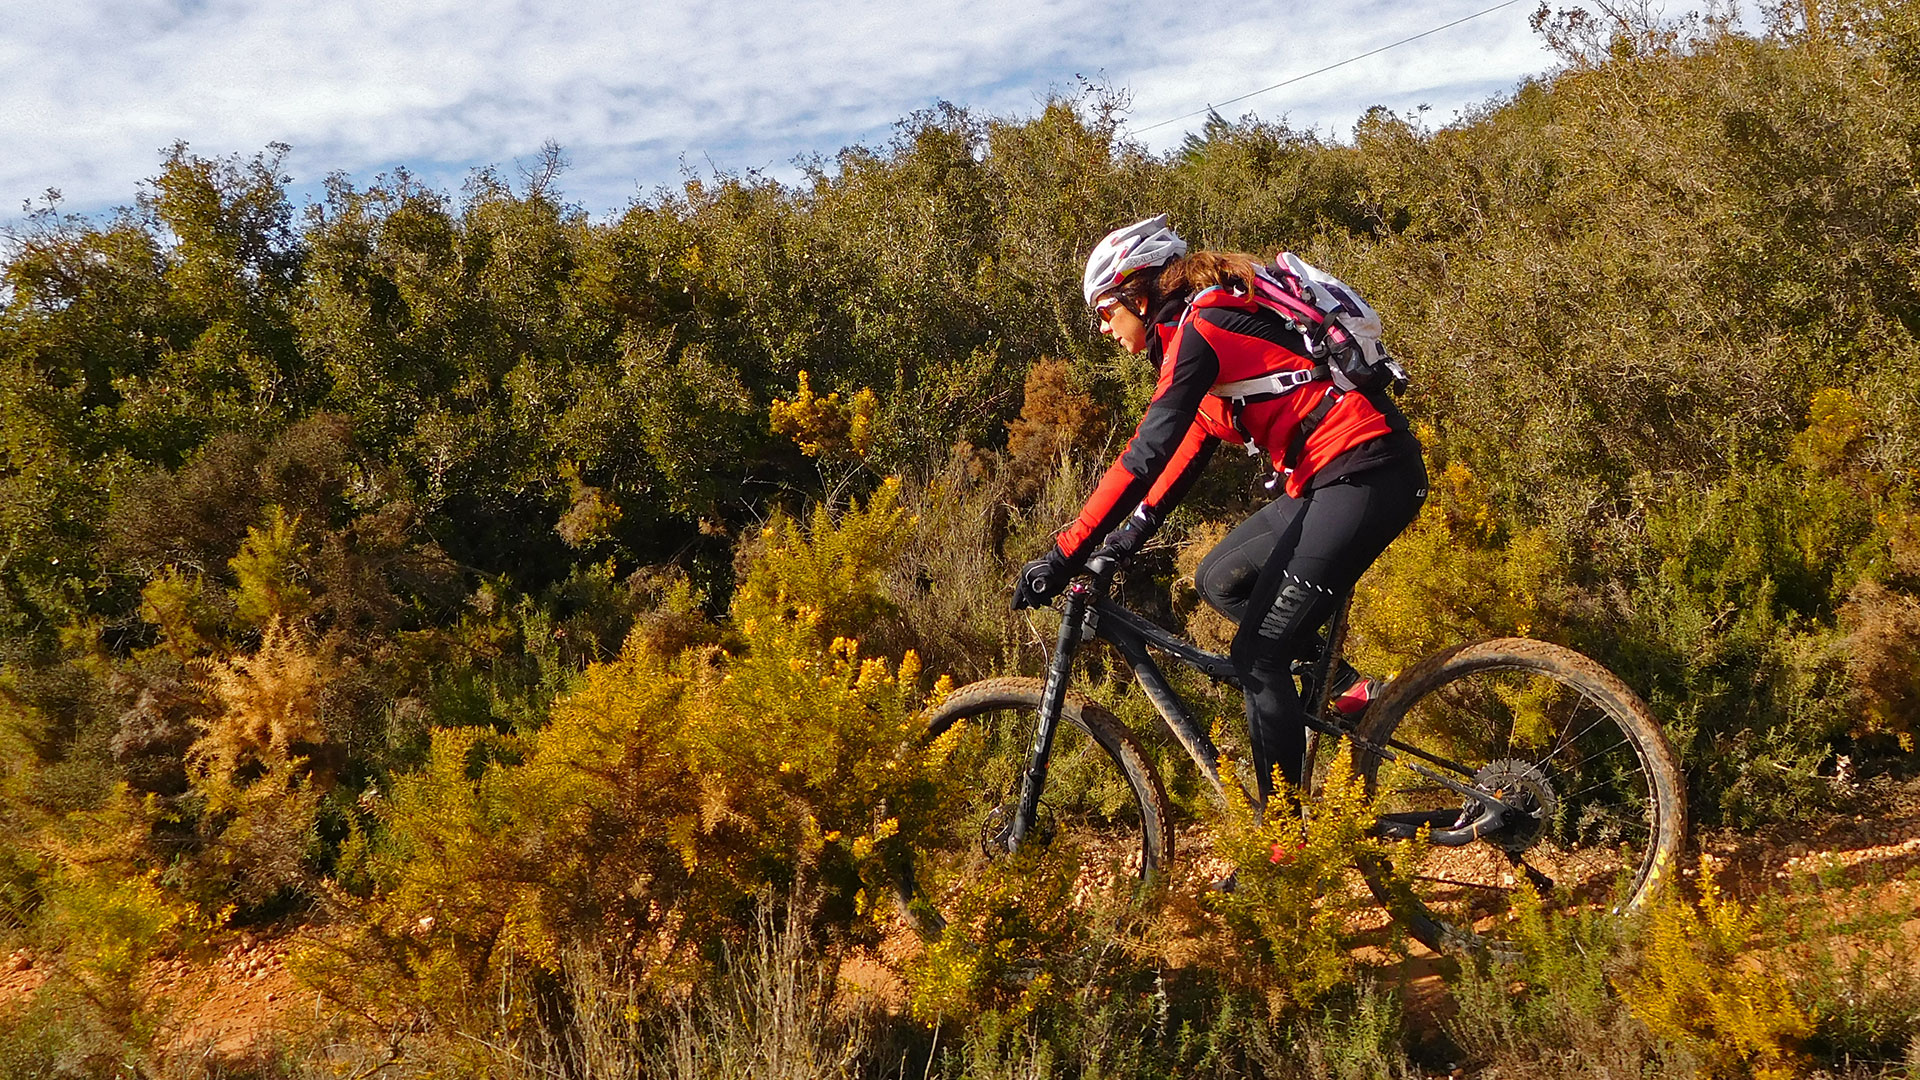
[{"xmin": 1082, "ymin": 214, "xmax": 1187, "ymax": 306}]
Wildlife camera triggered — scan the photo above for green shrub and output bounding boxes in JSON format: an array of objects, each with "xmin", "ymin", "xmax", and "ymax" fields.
[
  {"xmin": 1776, "ymin": 863, "xmax": 1920, "ymax": 1069},
  {"xmin": 24, "ymin": 793, "xmax": 204, "ymax": 1071},
  {"xmin": 1445, "ymin": 892, "xmax": 1665, "ymax": 1076}
]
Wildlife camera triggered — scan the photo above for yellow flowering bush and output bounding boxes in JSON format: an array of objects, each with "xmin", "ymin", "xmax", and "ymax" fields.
[
  {"xmin": 305, "ymin": 483, "xmax": 949, "ymax": 1018},
  {"xmin": 1205, "ymin": 753, "xmax": 1411, "ymax": 1017},
  {"xmin": 769, "ymin": 370, "xmax": 878, "ymax": 459},
  {"xmin": 1619, "ymin": 855, "xmax": 1810, "ymax": 1079},
  {"xmin": 1349, "ymin": 456, "xmax": 1560, "ymax": 675},
  {"xmin": 902, "ymin": 850, "xmax": 1081, "ymax": 1025},
  {"xmin": 732, "ymin": 475, "xmax": 912, "ymax": 643}
]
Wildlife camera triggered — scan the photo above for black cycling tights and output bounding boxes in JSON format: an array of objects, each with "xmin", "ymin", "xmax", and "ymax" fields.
[{"xmin": 1194, "ymin": 453, "xmax": 1429, "ymax": 804}]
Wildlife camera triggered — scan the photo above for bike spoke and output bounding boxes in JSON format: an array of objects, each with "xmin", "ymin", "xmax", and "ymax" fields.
[
  {"xmin": 1559, "ymin": 804, "xmax": 1655, "ymax": 837},
  {"xmin": 903, "ymin": 677, "xmax": 1173, "ymax": 941},
  {"xmin": 1556, "ymin": 775, "xmax": 1650, "ymax": 809},
  {"xmin": 1540, "ymin": 712, "xmax": 1613, "ymax": 766},
  {"xmin": 1356, "ymin": 648, "xmax": 1682, "ymax": 957}
]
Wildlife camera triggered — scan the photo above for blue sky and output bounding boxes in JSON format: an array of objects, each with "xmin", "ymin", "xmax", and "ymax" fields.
[{"xmin": 3, "ymin": 0, "xmax": 1750, "ymax": 225}]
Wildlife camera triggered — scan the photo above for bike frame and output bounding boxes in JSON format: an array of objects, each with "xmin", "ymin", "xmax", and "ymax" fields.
[{"xmin": 1003, "ymin": 562, "xmax": 1527, "ymax": 852}]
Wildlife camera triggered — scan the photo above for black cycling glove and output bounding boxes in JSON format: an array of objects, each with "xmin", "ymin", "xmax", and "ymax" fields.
[
  {"xmin": 1090, "ymin": 506, "xmax": 1160, "ymax": 566},
  {"xmin": 1012, "ymin": 549, "xmax": 1075, "ymax": 610}
]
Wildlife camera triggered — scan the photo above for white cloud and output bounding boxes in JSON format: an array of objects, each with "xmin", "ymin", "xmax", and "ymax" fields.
[{"xmin": 0, "ymin": 0, "xmax": 1747, "ymax": 223}]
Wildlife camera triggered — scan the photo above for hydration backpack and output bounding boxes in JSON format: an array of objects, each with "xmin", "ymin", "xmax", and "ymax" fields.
[
  {"xmin": 1249, "ymin": 253, "xmax": 1407, "ymax": 394},
  {"xmin": 1200, "ymin": 254, "xmax": 1408, "ymax": 493}
]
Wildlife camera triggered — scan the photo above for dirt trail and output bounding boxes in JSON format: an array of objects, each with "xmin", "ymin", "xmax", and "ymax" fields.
[
  {"xmin": 150, "ymin": 934, "xmax": 309, "ymax": 1059},
  {"xmin": 1699, "ymin": 779, "xmax": 1920, "ymax": 896},
  {"xmin": 4, "ymin": 780, "xmax": 1916, "ymax": 1066},
  {"xmin": 0, "ymin": 930, "xmax": 310, "ymax": 1066}
]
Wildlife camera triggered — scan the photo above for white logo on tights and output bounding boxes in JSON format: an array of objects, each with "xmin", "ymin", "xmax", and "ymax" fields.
[{"xmin": 1258, "ymin": 578, "xmax": 1320, "ymax": 640}]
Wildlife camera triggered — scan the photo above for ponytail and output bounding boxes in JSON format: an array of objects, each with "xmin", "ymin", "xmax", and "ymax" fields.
[
  {"xmin": 1160, "ymin": 251, "xmax": 1263, "ymax": 297},
  {"xmin": 1117, "ymin": 250, "xmax": 1265, "ymax": 311}
]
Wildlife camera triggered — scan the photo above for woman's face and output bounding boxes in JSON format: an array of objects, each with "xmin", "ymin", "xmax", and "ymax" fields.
[{"xmin": 1096, "ymin": 294, "xmax": 1150, "ymax": 354}]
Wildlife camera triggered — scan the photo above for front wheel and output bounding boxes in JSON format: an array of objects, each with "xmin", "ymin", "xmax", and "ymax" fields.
[
  {"xmin": 1352, "ymin": 638, "xmax": 1686, "ymax": 957},
  {"xmin": 894, "ymin": 677, "xmax": 1173, "ymax": 939}
]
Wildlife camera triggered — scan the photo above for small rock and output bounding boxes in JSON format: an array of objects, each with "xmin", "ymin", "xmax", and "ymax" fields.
[{"xmin": 8, "ymin": 952, "xmax": 31, "ymax": 972}]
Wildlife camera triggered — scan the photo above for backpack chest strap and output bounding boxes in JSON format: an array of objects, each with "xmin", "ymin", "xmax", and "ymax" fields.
[
  {"xmin": 1209, "ymin": 365, "xmax": 1334, "ymax": 466},
  {"xmin": 1210, "ymin": 366, "xmax": 1328, "ymax": 405}
]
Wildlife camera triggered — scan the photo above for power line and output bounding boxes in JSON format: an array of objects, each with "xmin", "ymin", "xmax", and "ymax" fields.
[{"xmin": 1128, "ymin": 0, "xmax": 1531, "ymax": 137}]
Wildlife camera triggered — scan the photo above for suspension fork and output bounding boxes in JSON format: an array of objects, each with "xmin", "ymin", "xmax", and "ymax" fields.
[{"xmin": 1004, "ymin": 581, "xmax": 1092, "ymax": 851}]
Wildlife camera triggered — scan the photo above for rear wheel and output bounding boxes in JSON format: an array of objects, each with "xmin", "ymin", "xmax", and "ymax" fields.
[
  {"xmin": 1351, "ymin": 639, "xmax": 1686, "ymax": 957},
  {"xmin": 895, "ymin": 677, "xmax": 1173, "ymax": 939}
]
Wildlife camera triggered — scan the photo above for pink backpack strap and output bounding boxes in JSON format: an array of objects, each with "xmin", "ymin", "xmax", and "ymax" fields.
[{"xmin": 1249, "ymin": 270, "xmax": 1327, "ymax": 328}]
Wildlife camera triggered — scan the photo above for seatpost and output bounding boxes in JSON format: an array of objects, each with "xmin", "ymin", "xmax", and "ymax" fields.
[{"xmin": 1007, "ymin": 559, "xmax": 1105, "ymax": 848}]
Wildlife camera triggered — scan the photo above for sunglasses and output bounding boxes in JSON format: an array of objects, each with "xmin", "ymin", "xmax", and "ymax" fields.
[{"xmin": 1094, "ymin": 295, "xmax": 1132, "ymax": 324}]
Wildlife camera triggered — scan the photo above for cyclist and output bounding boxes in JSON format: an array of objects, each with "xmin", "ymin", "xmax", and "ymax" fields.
[{"xmin": 1011, "ymin": 214, "xmax": 1429, "ymax": 804}]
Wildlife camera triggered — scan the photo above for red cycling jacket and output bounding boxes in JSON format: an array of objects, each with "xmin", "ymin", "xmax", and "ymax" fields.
[{"xmin": 1054, "ymin": 287, "xmax": 1396, "ymax": 562}]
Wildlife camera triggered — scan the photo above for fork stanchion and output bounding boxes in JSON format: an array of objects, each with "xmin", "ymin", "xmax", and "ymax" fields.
[{"xmin": 1006, "ymin": 574, "xmax": 1093, "ymax": 850}]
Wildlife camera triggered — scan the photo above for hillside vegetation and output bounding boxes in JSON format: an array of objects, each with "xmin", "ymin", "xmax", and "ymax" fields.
[{"xmin": 2, "ymin": 1, "xmax": 1919, "ymax": 1075}]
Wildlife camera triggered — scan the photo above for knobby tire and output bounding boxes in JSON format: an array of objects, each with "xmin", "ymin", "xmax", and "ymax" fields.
[{"xmin": 1350, "ymin": 638, "xmax": 1687, "ymax": 957}]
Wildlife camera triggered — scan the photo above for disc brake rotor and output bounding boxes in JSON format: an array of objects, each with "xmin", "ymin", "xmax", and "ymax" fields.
[{"xmin": 979, "ymin": 801, "xmax": 1055, "ymax": 856}]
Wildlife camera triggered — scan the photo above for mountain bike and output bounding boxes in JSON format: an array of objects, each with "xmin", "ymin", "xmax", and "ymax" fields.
[{"xmin": 894, "ymin": 555, "xmax": 1687, "ymax": 957}]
